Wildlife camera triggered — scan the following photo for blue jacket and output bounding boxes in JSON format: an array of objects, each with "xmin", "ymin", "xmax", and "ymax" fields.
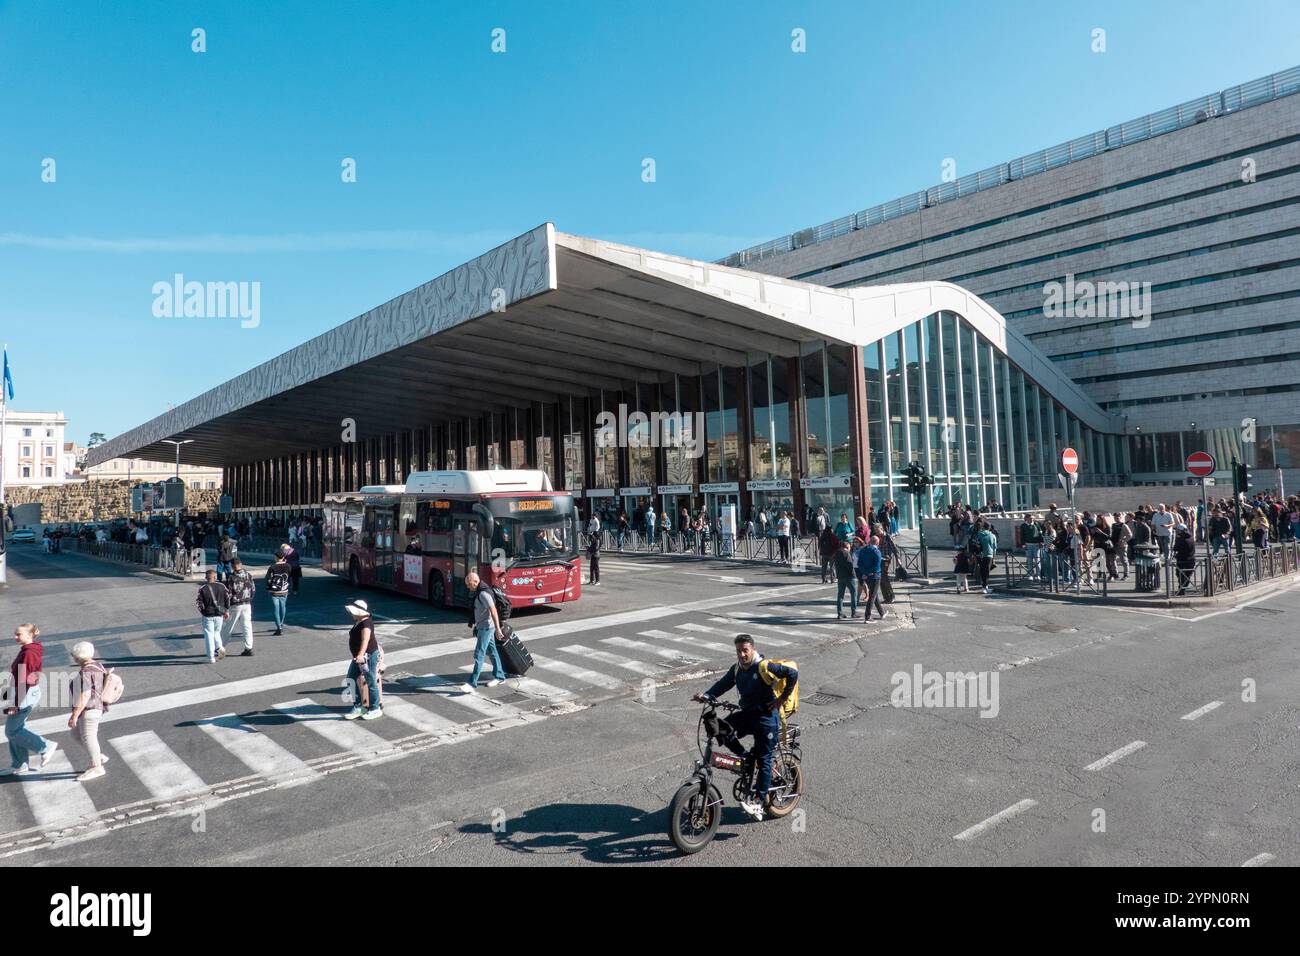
[
  {"xmin": 855, "ymin": 544, "xmax": 883, "ymax": 577},
  {"xmin": 705, "ymin": 656, "xmax": 799, "ymax": 715}
]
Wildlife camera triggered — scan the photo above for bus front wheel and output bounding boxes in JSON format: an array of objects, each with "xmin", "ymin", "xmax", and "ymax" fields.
[
  {"xmin": 429, "ymin": 573, "xmax": 446, "ymax": 607},
  {"xmin": 348, "ymin": 557, "xmax": 361, "ymax": 589}
]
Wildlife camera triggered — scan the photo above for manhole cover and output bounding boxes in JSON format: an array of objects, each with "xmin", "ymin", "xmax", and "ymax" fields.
[
  {"xmin": 807, "ymin": 692, "xmax": 846, "ymax": 706},
  {"xmin": 1026, "ymin": 623, "xmax": 1078, "ymax": 633},
  {"xmin": 497, "ymin": 692, "xmax": 532, "ymax": 705}
]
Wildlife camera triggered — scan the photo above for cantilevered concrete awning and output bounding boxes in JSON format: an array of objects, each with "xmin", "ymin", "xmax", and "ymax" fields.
[{"xmin": 88, "ymin": 223, "xmax": 1120, "ymax": 468}]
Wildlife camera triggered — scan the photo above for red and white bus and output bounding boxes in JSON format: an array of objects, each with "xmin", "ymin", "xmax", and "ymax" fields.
[{"xmin": 322, "ymin": 470, "xmax": 582, "ymax": 610}]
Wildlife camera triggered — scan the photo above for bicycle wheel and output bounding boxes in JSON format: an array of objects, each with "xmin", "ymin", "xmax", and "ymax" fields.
[
  {"xmin": 764, "ymin": 753, "xmax": 804, "ymax": 817},
  {"xmin": 668, "ymin": 782, "xmax": 722, "ymax": 854}
]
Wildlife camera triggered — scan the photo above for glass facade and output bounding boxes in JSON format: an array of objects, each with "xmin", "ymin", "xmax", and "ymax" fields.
[{"xmin": 229, "ymin": 310, "xmax": 1126, "ymax": 532}]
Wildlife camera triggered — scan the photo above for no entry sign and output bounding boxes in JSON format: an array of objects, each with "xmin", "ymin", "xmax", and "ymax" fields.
[
  {"xmin": 1186, "ymin": 450, "xmax": 1216, "ymax": 478},
  {"xmin": 1061, "ymin": 447, "xmax": 1079, "ymax": 475}
]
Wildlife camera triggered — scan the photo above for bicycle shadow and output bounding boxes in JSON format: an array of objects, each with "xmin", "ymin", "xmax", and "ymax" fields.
[{"xmin": 459, "ymin": 801, "xmax": 740, "ymax": 863}]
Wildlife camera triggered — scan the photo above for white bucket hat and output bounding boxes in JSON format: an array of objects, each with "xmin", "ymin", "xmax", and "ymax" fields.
[{"xmin": 344, "ymin": 599, "xmax": 370, "ymax": 617}]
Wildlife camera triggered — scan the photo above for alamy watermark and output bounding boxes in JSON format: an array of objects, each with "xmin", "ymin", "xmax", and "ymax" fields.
[
  {"xmin": 890, "ymin": 664, "xmax": 999, "ymax": 718},
  {"xmin": 1043, "ymin": 273, "xmax": 1151, "ymax": 328},
  {"xmin": 152, "ymin": 274, "xmax": 261, "ymax": 328},
  {"xmin": 595, "ymin": 403, "xmax": 704, "ymax": 458}
]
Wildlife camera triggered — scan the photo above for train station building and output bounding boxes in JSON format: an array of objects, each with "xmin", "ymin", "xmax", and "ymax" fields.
[{"xmin": 86, "ymin": 224, "xmax": 1125, "ymax": 529}]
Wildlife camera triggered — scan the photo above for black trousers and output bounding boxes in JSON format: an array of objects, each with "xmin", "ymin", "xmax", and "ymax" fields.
[
  {"xmin": 587, "ymin": 552, "xmax": 599, "ymax": 583},
  {"xmin": 977, "ymin": 556, "xmax": 993, "ymax": 588},
  {"xmin": 863, "ymin": 576, "xmax": 884, "ymax": 618}
]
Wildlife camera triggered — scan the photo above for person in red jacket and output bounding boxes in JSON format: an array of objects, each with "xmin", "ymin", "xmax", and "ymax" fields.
[{"xmin": 2, "ymin": 623, "xmax": 58, "ymax": 775}]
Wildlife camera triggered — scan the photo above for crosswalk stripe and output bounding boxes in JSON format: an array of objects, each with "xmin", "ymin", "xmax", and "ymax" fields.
[
  {"xmin": 379, "ymin": 697, "xmax": 462, "ymax": 735},
  {"xmin": 21, "ymin": 750, "xmax": 102, "ymax": 833},
  {"xmin": 721, "ymin": 612, "xmax": 839, "ymax": 634},
  {"xmin": 639, "ymin": 629, "xmax": 734, "ymax": 654},
  {"xmin": 198, "ymin": 715, "xmax": 317, "ymax": 781},
  {"xmin": 679, "ymin": 622, "xmax": 792, "ymax": 647},
  {"xmin": 557, "ymin": 645, "xmax": 660, "ymax": 675},
  {"xmin": 406, "ymin": 675, "xmax": 539, "ymax": 723},
  {"xmin": 601, "ymin": 636, "xmax": 705, "ymax": 663},
  {"xmin": 530, "ymin": 656, "xmax": 626, "ymax": 690},
  {"xmin": 456, "ymin": 666, "xmax": 574, "ymax": 700},
  {"xmin": 273, "ymin": 700, "xmax": 396, "ymax": 755},
  {"xmin": 110, "ymin": 731, "xmax": 208, "ymax": 801}
]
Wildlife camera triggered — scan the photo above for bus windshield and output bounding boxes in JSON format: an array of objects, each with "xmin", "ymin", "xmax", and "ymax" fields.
[{"xmin": 486, "ymin": 496, "xmax": 577, "ymax": 567}]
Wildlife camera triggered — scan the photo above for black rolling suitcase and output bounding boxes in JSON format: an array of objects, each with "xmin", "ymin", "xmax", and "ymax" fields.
[{"xmin": 495, "ymin": 623, "xmax": 533, "ymax": 676}]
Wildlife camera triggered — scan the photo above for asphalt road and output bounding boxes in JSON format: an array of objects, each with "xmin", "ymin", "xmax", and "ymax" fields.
[{"xmin": 1, "ymin": 541, "xmax": 1296, "ymax": 866}]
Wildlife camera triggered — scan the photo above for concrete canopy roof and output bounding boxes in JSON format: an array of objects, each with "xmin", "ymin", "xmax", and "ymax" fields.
[{"xmin": 88, "ymin": 223, "xmax": 1121, "ymax": 469}]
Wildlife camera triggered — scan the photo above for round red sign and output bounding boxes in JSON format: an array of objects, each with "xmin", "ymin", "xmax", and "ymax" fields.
[
  {"xmin": 1061, "ymin": 447, "xmax": 1079, "ymax": 475},
  {"xmin": 1186, "ymin": 451, "xmax": 1216, "ymax": 478}
]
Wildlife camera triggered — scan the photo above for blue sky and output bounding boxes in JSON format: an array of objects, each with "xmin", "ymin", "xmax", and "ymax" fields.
[{"xmin": 2, "ymin": 0, "xmax": 1297, "ymax": 445}]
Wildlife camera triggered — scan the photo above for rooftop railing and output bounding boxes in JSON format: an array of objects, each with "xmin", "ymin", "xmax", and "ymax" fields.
[{"xmin": 718, "ymin": 65, "xmax": 1300, "ymax": 269}]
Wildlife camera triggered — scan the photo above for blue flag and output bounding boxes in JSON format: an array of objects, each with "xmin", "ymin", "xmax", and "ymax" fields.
[{"xmin": 2, "ymin": 350, "xmax": 12, "ymax": 402}]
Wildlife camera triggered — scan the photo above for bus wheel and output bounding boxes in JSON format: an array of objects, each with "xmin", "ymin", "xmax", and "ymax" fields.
[
  {"xmin": 348, "ymin": 557, "xmax": 361, "ymax": 589},
  {"xmin": 429, "ymin": 573, "xmax": 445, "ymax": 607}
]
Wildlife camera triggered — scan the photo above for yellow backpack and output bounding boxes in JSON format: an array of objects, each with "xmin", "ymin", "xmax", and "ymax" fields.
[{"xmin": 757, "ymin": 658, "xmax": 799, "ymax": 718}]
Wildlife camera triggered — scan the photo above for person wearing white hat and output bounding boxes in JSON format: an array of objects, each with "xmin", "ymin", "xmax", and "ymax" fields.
[
  {"xmin": 343, "ymin": 599, "xmax": 382, "ymax": 720},
  {"xmin": 68, "ymin": 641, "xmax": 111, "ymax": 781}
]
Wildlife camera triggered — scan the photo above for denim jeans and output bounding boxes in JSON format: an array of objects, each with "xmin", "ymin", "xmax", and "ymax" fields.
[
  {"xmin": 202, "ymin": 615, "xmax": 225, "ymax": 659},
  {"xmin": 835, "ymin": 579, "xmax": 858, "ymax": 617},
  {"xmin": 469, "ymin": 625, "xmax": 506, "ymax": 686},
  {"xmin": 6, "ymin": 685, "xmax": 51, "ymax": 769},
  {"xmin": 1024, "ymin": 544, "xmax": 1041, "ymax": 578},
  {"xmin": 271, "ymin": 595, "xmax": 287, "ymax": 629},
  {"xmin": 720, "ymin": 708, "xmax": 780, "ymax": 797},
  {"xmin": 346, "ymin": 651, "xmax": 381, "ymax": 711}
]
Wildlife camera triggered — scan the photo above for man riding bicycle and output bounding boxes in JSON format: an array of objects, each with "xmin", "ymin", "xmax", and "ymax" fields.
[{"xmin": 693, "ymin": 634, "xmax": 798, "ymax": 821}]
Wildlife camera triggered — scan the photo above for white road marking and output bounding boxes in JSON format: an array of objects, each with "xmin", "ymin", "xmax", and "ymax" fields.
[
  {"xmin": 954, "ymin": 799, "xmax": 1038, "ymax": 841},
  {"xmin": 197, "ymin": 715, "xmax": 317, "ymax": 781},
  {"xmin": 3, "ymin": 582, "xmax": 827, "ymax": 744},
  {"xmin": 639, "ymin": 630, "xmax": 733, "ymax": 655},
  {"xmin": 1084, "ymin": 740, "xmax": 1147, "ymax": 772},
  {"xmin": 529, "ymin": 656, "xmax": 626, "ymax": 690},
  {"xmin": 1241, "ymin": 852, "xmax": 1275, "ymax": 867},
  {"xmin": 909, "ymin": 602, "xmax": 959, "ymax": 616},
  {"xmin": 456, "ymin": 666, "xmax": 574, "ymax": 700},
  {"xmin": 405, "ymin": 675, "xmax": 539, "ymax": 723},
  {"xmin": 378, "ymin": 697, "xmax": 462, "ymax": 735},
  {"xmin": 557, "ymin": 645, "xmax": 660, "ymax": 676},
  {"xmin": 20, "ymin": 750, "xmax": 103, "ymax": 834},
  {"xmin": 1181, "ymin": 701, "xmax": 1224, "ymax": 721},
  {"xmin": 601, "ymin": 636, "xmax": 704, "ymax": 663},
  {"xmin": 680, "ymin": 622, "xmax": 792, "ymax": 646},
  {"xmin": 681, "ymin": 572, "xmax": 745, "ymax": 583},
  {"xmin": 109, "ymin": 731, "xmax": 208, "ymax": 801},
  {"xmin": 272, "ymin": 700, "xmax": 396, "ymax": 756}
]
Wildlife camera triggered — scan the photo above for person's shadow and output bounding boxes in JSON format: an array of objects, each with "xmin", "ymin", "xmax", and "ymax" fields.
[{"xmin": 459, "ymin": 802, "xmax": 739, "ymax": 863}]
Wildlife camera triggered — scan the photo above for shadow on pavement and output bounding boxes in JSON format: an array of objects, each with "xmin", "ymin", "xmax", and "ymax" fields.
[{"xmin": 458, "ymin": 802, "xmax": 740, "ymax": 863}]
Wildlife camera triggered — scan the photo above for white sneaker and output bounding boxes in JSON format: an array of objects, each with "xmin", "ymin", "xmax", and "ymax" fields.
[
  {"xmin": 0, "ymin": 764, "xmax": 30, "ymax": 776},
  {"xmin": 458, "ymin": 682, "xmax": 477, "ymax": 694},
  {"xmin": 343, "ymin": 707, "xmax": 365, "ymax": 720},
  {"xmin": 740, "ymin": 799, "xmax": 765, "ymax": 821},
  {"xmin": 34, "ymin": 741, "xmax": 58, "ymax": 769},
  {"xmin": 486, "ymin": 679, "xmax": 505, "ymax": 687},
  {"xmin": 984, "ymin": 587, "xmax": 993, "ymax": 594},
  {"xmin": 879, "ymin": 609, "xmax": 890, "ymax": 619}
]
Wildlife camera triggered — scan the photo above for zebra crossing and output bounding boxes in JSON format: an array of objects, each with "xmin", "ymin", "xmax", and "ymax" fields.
[{"xmin": 0, "ymin": 598, "xmax": 872, "ymax": 855}]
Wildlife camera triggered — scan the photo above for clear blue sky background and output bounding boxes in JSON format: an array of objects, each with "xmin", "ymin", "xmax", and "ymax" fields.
[{"xmin": 2, "ymin": 0, "xmax": 1297, "ymax": 445}]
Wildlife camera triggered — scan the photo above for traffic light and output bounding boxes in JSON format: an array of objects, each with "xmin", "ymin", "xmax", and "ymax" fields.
[
  {"xmin": 902, "ymin": 461, "xmax": 933, "ymax": 497},
  {"xmin": 1237, "ymin": 462, "xmax": 1253, "ymax": 495}
]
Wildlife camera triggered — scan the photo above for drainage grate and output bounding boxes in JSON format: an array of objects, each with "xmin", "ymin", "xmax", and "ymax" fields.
[{"xmin": 807, "ymin": 692, "xmax": 846, "ymax": 706}]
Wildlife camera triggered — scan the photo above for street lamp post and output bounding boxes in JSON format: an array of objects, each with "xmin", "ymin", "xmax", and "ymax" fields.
[{"xmin": 161, "ymin": 439, "xmax": 194, "ymax": 521}]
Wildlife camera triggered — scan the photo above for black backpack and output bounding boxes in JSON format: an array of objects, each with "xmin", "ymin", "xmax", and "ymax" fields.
[{"xmin": 480, "ymin": 583, "xmax": 512, "ymax": 621}]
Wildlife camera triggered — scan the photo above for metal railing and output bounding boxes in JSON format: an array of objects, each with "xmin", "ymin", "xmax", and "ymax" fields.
[
  {"xmin": 718, "ymin": 65, "xmax": 1300, "ymax": 269},
  {"xmin": 994, "ymin": 540, "xmax": 1300, "ymax": 598},
  {"xmin": 216, "ymin": 535, "xmax": 322, "ymax": 559},
  {"xmin": 70, "ymin": 538, "xmax": 197, "ymax": 578}
]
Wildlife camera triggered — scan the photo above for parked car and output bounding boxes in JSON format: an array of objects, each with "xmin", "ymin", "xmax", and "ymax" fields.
[{"xmin": 9, "ymin": 528, "xmax": 36, "ymax": 543}]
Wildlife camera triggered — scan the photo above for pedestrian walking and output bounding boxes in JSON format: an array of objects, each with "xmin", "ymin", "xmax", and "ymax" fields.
[
  {"xmin": 224, "ymin": 558, "xmax": 256, "ymax": 656},
  {"xmin": 67, "ymin": 641, "xmax": 112, "ymax": 781},
  {"xmin": 833, "ymin": 541, "xmax": 858, "ymax": 619},
  {"xmin": 461, "ymin": 570, "xmax": 506, "ymax": 690},
  {"xmin": 265, "ymin": 547, "xmax": 292, "ymax": 635},
  {"xmin": 283, "ymin": 540, "xmax": 302, "ymax": 594},
  {"xmin": 855, "ymin": 535, "xmax": 887, "ymax": 621},
  {"xmin": 216, "ymin": 532, "xmax": 238, "ymax": 583},
  {"xmin": 1019, "ymin": 513, "xmax": 1043, "ymax": 581},
  {"xmin": 343, "ymin": 599, "xmax": 383, "ymax": 719},
  {"xmin": 585, "ymin": 514, "xmax": 602, "ymax": 586},
  {"xmin": 953, "ymin": 547, "xmax": 971, "ymax": 592},
  {"xmin": 1, "ymin": 624, "xmax": 57, "ymax": 776},
  {"xmin": 196, "ymin": 569, "xmax": 230, "ymax": 663},
  {"xmin": 972, "ymin": 520, "xmax": 998, "ymax": 594},
  {"xmin": 817, "ymin": 523, "xmax": 839, "ymax": 583},
  {"xmin": 776, "ymin": 511, "xmax": 791, "ymax": 563}
]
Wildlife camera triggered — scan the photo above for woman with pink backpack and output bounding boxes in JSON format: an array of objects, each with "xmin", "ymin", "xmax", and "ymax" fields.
[{"xmin": 67, "ymin": 641, "xmax": 123, "ymax": 782}]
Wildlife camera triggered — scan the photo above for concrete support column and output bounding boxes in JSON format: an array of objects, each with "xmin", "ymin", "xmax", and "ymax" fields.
[{"xmin": 846, "ymin": 344, "xmax": 874, "ymax": 519}]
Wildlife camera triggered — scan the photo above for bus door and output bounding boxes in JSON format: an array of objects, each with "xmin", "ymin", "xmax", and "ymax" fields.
[
  {"xmin": 451, "ymin": 516, "xmax": 480, "ymax": 605},
  {"xmin": 374, "ymin": 506, "xmax": 396, "ymax": 587}
]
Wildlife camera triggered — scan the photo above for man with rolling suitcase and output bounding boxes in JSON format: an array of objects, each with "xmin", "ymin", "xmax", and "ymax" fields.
[{"xmin": 461, "ymin": 570, "xmax": 508, "ymax": 690}]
